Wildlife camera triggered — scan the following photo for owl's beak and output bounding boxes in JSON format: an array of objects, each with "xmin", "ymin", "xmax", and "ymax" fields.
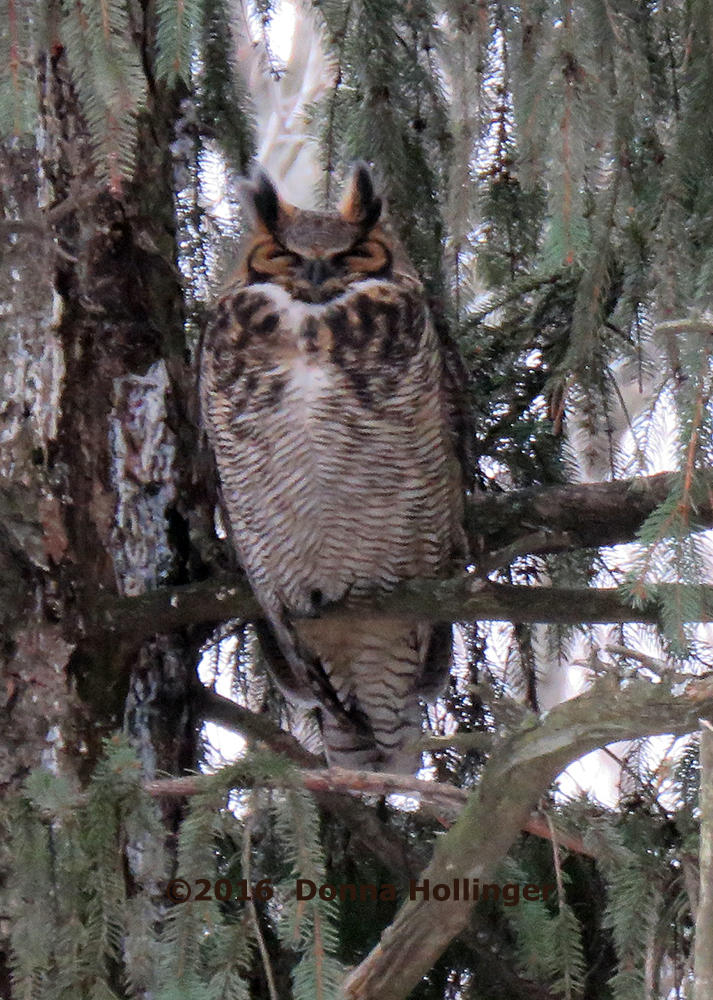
[{"xmin": 301, "ymin": 258, "xmax": 332, "ymax": 286}]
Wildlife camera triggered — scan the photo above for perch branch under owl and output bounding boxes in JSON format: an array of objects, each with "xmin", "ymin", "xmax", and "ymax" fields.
[
  {"xmin": 89, "ymin": 467, "xmax": 713, "ymax": 641},
  {"xmin": 95, "ymin": 573, "xmax": 713, "ymax": 643}
]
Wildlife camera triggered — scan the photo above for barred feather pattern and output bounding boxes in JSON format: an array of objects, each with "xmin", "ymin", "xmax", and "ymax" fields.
[{"xmin": 200, "ymin": 186, "xmax": 465, "ymax": 772}]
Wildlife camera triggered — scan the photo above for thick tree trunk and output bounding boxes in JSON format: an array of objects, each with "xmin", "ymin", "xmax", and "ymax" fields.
[{"xmin": 0, "ymin": 47, "xmax": 212, "ymax": 999}]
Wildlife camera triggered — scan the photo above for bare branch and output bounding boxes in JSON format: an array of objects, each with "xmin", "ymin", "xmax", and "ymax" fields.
[
  {"xmin": 198, "ymin": 687, "xmax": 317, "ymax": 766},
  {"xmin": 92, "ymin": 573, "xmax": 681, "ymax": 641},
  {"xmin": 655, "ymin": 319, "xmax": 713, "ymax": 337},
  {"xmin": 146, "ymin": 767, "xmax": 466, "ymax": 812},
  {"xmin": 604, "ymin": 643, "xmax": 671, "ymax": 675},
  {"xmin": 146, "ymin": 765, "xmax": 594, "ymax": 858},
  {"xmin": 469, "ymin": 469, "xmax": 713, "ymax": 558}
]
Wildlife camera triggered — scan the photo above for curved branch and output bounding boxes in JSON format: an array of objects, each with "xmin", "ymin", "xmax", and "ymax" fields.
[{"xmin": 342, "ymin": 671, "xmax": 713, "ymax": 1000}]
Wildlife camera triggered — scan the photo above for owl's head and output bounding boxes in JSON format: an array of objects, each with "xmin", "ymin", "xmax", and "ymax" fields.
[{"xmin": 239, "ymin": 163, "xmax": 393, "ymax": 303}]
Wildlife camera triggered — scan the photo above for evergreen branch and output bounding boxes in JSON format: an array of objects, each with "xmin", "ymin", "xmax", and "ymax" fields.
[
  {"xmin": 693, "ymin": 719, "xmax": 713, "ymax": 997},
  {"xmin": 682, "ymin": 350, "xmax": 711, "ymax": 504},
  {"xmin": 60, "ymin": 0, "xmax": 147, "ymax": 190},
  {"xmin": 273, "ymin": 786, "xmax": 344, "ymax": 999},
  {"xmin": 0, "ymin": 0, "xmax": 38, "ymax": 136},
  {"xmin": 543, "ymin": 811, "xmax": 585, "ymax": 1000},
  {"xmin": 243, "ymin": 802, "xmax": 279, "ymax": 1000},
  {"xmin": 468, "ymin": 271, "xmax": 563, "ymax": 322},
  {"xmin": 318, "ymin": 0, "xmax": 351, "ymax": 204},
  {"xmin": 562, "ymin": 74, "xmax": 573, "ymax": 265},
  {"xmin": 155, "ymin": 0, "xmax": 201, "ymax": 85},
  {"xmin": 622, "ymin": 337, "xmax": 713, "ymax": 648},
  {"xmin": 599, "ymin": 826, "xmax": 658, "ymax": 999},
  {"xmin": 198, "ymin": 0, "xmax": 256, "ymax": 172},
  {"xmin": 342, "ymin": 672, "xmax": 713, "ymax": 1000},
  {"xmin": 626, "ymin": 498, "xmax": 683, "ymax": 603},
  {"xmin": 419, "ymin": 732, "xmax": 493, "ymax": 753},
  {"xmin": 199, "ymin": 692, "xmax": 592, "ymax": 857},
  {"xmin": 566, "ymin": 145, "xmax": 622, "ymax": 371}
]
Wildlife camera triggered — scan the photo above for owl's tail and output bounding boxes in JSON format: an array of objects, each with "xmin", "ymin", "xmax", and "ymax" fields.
[
  {"xmin": 319, "ymin": 693, "xmax": 423, "ymax": 773},
  {"xmin": 301, "ymin": 618, "xmax": 451, "ymax": 774},
  {"xmin": 256, "ymin": 611, "xmax": 451, "ymax": 773}
]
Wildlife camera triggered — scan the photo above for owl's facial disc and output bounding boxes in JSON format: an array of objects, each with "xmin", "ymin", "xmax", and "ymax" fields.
[{"xmin": 242, "ymin": 163, "xmax": 391, "ymax": 301}]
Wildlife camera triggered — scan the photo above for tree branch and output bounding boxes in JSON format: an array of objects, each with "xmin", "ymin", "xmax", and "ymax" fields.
[
  {"xmin": 93, "ymin": 572, "xmax": 712, "ymax": 640},
  {"xmin": 342, "ymin": 671, "xmax": 713, "ymax": 1000},
  {"xmin": 199, "ymin": 687, "xmax": 317, "ymax": 766},
  {"xmin": 146, "ymin": 765, "xmax": 594, "ymax": 857},
  {"xmin": 470, "ymin": 469, "xmax": 713, "ymax": 560},
  {"xmin": 81, "ymin": 469, "xmax": 713, "ymax": 641}
]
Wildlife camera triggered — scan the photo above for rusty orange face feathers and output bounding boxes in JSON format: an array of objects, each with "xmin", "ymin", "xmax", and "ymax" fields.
[{"xmin": 239, "ymin": 163, "xmax": 391, "ymax": 302}]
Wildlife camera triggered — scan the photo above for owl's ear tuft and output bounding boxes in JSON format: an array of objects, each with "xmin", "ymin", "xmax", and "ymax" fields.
[
  {"xmin": 339, "ymin": 162, "xmax": 382, "ymax": 229},
  {"xmin": 241, "ymin": 168, "xmax": 290, "ymax": 233}
]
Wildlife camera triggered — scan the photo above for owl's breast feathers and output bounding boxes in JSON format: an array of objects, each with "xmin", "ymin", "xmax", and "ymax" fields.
[{"xmin": 200, "ymin": 275, "xmax": 467, "ymax": 771}]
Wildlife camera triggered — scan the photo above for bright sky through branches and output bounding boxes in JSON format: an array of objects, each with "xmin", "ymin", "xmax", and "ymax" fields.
[{"xmin": 270, "ymin": 0, "xmax": 297, "ymax": 61}]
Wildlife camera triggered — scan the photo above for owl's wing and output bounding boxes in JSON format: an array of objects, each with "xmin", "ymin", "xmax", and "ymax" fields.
[
  {"xmin": 411, "ymin": 307, "xmax": 472, "ymax": 699},
  {"xmin": 432, "ymin": 306, "xmax": 476, "ymax": 495}
]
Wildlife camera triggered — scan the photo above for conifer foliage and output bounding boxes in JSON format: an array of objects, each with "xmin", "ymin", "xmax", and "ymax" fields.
[
  {"xmin": 3, "ymin": 742, "xmax": 345, "ymax": 1000},
  {"xmin": 3, "ymin": 0, "xmax": 713, "ymax": 999}
]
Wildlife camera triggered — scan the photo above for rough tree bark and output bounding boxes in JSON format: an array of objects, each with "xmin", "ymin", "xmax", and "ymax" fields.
[{"xmin": 0, "ymin": 43, "xmax": 213, "ymax": 998}]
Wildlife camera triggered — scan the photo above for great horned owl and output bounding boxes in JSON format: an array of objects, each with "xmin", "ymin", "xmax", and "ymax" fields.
[{"xmin": 200, "ymin": 163, "xmax": 467, "ymax": 772}]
